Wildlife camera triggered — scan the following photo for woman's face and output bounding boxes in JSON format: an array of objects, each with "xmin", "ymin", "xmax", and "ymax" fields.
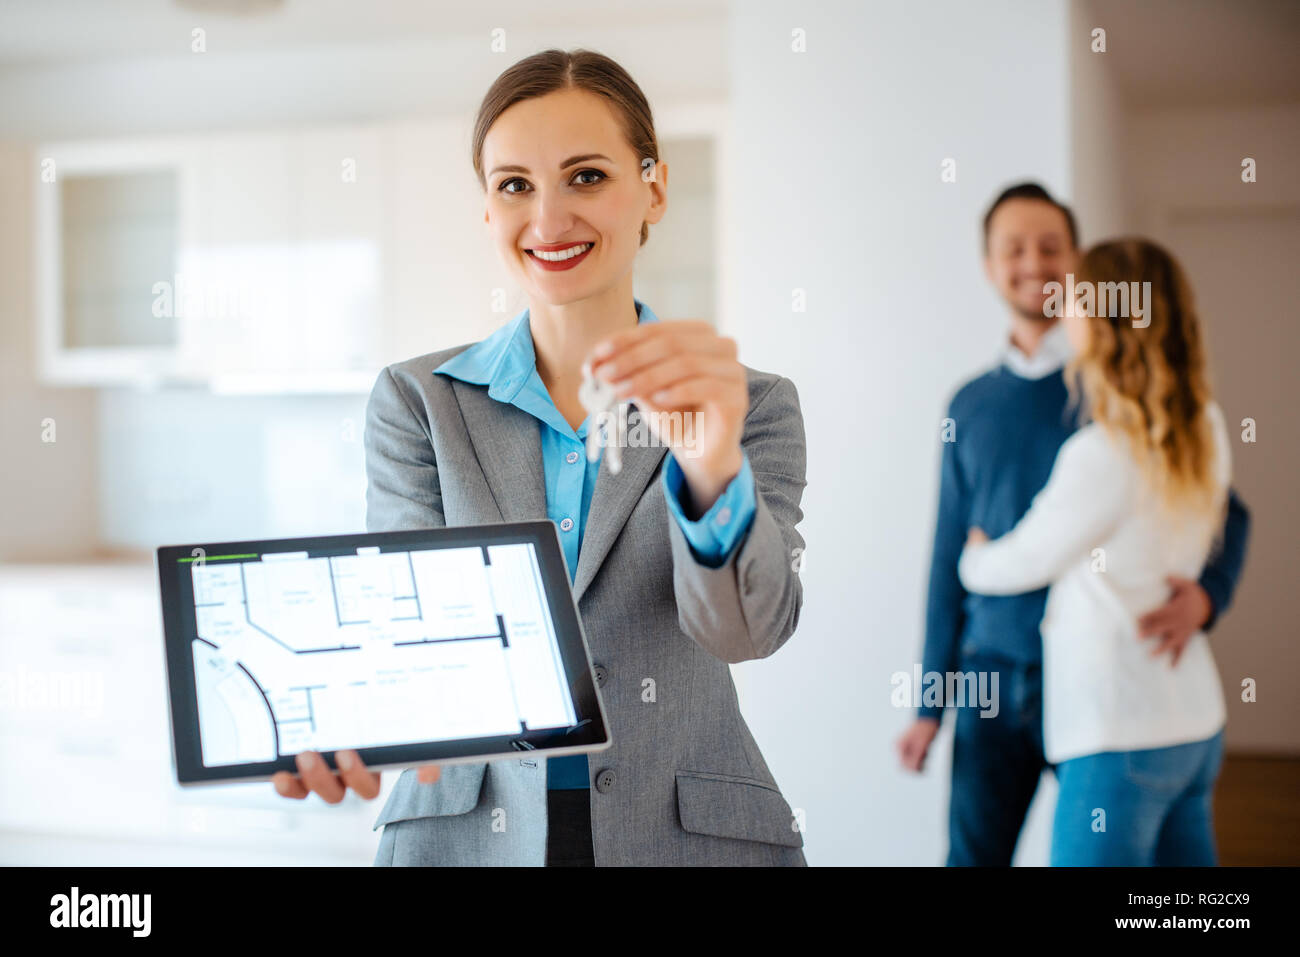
[{"xmin": 481, "ymin": 87, "xmax": 666, "ymax": 306}]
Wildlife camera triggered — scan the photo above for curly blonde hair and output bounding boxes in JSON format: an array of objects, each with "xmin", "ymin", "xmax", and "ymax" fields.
[{"xmin": 1067, "ymin": 238, "xmax": 1223, "ymax": 514}]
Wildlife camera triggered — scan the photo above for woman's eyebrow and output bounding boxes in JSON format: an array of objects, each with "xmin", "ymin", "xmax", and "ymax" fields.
[
  {"xmin": 489, "ymin": 153, "xmax": 614, "ymax": 177},
  {"xmin": 559, "ymin": 153, "xmax": 613, "ymax": 168}
]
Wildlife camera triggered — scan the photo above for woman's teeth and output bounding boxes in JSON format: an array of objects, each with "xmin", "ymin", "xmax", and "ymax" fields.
[{"xmin": 529, "ymin": 243, "xmax": 592, "ymax": 262}]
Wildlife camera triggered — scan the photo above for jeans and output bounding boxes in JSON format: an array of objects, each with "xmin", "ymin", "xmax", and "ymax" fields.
[
  {"xmin": 946, "ymin": 650, "xmax": 1048, "ymax": 866},
  {"xmin": 1050, "ymin": 729, "xmax": 1225, "ymax": 866}
]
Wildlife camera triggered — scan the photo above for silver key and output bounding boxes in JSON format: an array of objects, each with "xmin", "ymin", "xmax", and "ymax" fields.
[{"xmin": 578, "ymin": 365, "xmax": 623, "ymax": 474}]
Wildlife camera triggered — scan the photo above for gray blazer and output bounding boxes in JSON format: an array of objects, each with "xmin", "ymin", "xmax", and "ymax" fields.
[{"xmin": 362, "ymin": 339, "xmax": 809, "ymax": 865}]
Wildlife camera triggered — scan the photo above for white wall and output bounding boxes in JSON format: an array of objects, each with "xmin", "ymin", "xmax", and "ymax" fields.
[
  {"xmin": 1069, "ymin": 0, "xmax": 1135, "ymax": 240},
  {"xmin": 0, "ymin": 144, "xmax": 100, "ymax": 562},
  {"xmin": 724, "ymin": 0, "xmax": 1072, "ymax": 865}
]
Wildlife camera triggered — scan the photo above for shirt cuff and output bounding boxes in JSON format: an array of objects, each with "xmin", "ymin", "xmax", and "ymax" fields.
[
  {"xmin": 661, "ymin": 450, "xmax": 757, "ymax": 568},
  {"xmin": 1197, "ymin": 569, "xmax": 1231, "ymax": 633}
]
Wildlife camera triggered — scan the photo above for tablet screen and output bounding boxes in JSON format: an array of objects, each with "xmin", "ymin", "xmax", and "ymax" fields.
[{"xmin": 158, "ymin": 523, "xmax": 609, "ymax": 784}]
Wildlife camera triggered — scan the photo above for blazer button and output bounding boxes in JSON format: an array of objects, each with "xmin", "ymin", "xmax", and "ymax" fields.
[
  {"xmin": 592, "ymin": 663, "xmax": 607, "ymax": 687},
  {"xmin": 594, "ymin": 768, "xmax": 616, "ymax": 793}
]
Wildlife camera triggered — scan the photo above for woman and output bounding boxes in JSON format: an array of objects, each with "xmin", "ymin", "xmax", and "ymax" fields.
[
  {"xmin": 270, "ymin": 49, "xmax": 809, "ymax": 866},
  {"xmin": 957, "ymin": 238, "xmax": 1231, "ymax": 866}
]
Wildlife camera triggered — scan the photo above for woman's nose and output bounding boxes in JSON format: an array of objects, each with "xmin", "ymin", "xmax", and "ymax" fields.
[{"xmin": 531, "ymin": 189, "xmax": 576, "ymax": 241}]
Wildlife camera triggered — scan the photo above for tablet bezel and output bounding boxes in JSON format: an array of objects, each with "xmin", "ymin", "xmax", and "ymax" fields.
[{"xmin": 157, "ymin": 521, "xmax": 610, "ymax": 786}]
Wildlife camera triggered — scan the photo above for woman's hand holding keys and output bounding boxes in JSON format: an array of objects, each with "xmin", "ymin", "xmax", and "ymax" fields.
[
  {"xmin": 587, "ymin": 319, "xmax": 748, "ymax": 518},
  {"xmin": 271, "ymin": 750, "xmax": 441, "ymax": 804}
]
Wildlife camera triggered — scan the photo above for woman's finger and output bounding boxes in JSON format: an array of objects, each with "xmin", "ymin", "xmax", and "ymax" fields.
[
  {"xmin": 646, "ymin": 373, "xmax": 744, "ymax": 409},
  {"xmin": 590, "ymin": 324, "xmax": 729, "ymax": 381},
  {"xmin": 590, "ymin": 318, "xmax": 714, "ymax": 365},
  {"xmin": 615, "ymin": 355, "xmax": 739, "ymax": 403},
  {"xmin": 295, "ymin": 751, "xmax": 346, "ymax": 804},
  {"xmin": 272, "ymin": 771, "xmax": 309, "ymax": 799},
  {"xmin": 416, "ymin": 764, "xmax": 442, "ymax": 784},
  {"xmin": 335, "ymin": 749, "xmax": 382, "ymax": 800}
]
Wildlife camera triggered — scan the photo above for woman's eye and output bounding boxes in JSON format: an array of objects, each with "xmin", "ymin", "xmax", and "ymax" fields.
[{"xmin": 498, "ymin": 171, "xmax": 604, "ymax": 193}]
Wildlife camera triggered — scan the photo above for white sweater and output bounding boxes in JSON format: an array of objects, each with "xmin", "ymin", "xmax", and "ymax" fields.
[{"xmin": 958, "ymin": 402, "xmax": 1231, "ymax": 763}]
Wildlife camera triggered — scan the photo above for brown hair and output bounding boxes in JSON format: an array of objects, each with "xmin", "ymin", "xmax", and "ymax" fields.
[
  {"xmin": 1068, "ymin": 238, "xmax": 1221, "ymax": 513},
  {"xmin": 471, "ymin": 48, "xmax": 660, "ymax": 246},
  {"xmin": 982, "ymin": 181, "xmax": 1079, "ymax": 253}
]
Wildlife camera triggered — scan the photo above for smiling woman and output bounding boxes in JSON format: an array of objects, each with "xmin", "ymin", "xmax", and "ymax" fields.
[{"xmin": 269, "ymin": 47, "xmax": 811, "ymax": 868}]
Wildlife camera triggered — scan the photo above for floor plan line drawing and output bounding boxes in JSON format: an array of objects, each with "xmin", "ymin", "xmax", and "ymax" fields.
[
  {"xmin": 189, "ymin": 543, "xmax": 577, "ymax": 767},
  {"xmin": 240, "ymin": 560, "xmax": 362, "ymax": 655},
  {"xmin": 233, "ymin": 659, "xmax": 279, "ymax": 756}
]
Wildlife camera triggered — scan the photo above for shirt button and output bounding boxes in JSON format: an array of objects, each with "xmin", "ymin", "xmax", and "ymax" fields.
[
  {"xmin": 592, "ymin": 663, "xmax": 607, "ymax": 687},
  {"xmin": 715, "ymin": 506, "xmax": 732, "ymax": 525},
  {"xmin": 559, "ymin": 517, "xmax": 574, "ymax": 532},
  {"xmin": 566, "ymin": 450, "xmax": 580, "ymax": 464}
]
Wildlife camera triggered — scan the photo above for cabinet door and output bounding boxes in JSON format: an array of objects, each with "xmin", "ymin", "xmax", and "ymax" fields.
[
  {"xmin": 38, "ymin": 127, "xmax": 391, "ymax": 389},
  {"xmin": 180, "ymin": 126, "xmax": 387, "ymax": 384},
  {"xmin": 35, "ymin": 137, "xmax": 196, "ymax": 385},
  {"xmin": 177, "ymin": 130, "xmax": 296, "ymax": 378}
]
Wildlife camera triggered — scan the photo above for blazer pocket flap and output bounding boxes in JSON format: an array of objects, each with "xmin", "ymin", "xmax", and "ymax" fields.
[
  {"xmin": 675, "ymin": 771, "xmax": 804, "ymax": 848},
  {"xmin": 372, "ymin": 763, "xmax": 488, "ymax": 830}
]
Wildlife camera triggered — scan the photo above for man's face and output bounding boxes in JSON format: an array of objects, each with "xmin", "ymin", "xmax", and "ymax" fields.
[{"xmin": 983, "ymin": 198, "xmax": 1077, "ymax": 322}]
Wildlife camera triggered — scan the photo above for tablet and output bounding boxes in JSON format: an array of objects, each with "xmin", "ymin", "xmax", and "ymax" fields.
[{"xmin": 157, "ymin": 521, "xmax": 610, "ymax": 785}]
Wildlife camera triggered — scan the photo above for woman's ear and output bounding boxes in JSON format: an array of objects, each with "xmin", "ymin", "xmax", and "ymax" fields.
[{"xmin": 644, "ymin": 161, "xmax": 668, "ymax": 227}]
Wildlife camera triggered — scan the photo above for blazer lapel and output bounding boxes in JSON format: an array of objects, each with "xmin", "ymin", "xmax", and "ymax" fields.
[
  {"xmin": 450, "ymin": 378, "xmax": 548, "ymax": 523},
  {"xmin": 572, "ymin": 411, "xmax": 668, "ymax": 604}
]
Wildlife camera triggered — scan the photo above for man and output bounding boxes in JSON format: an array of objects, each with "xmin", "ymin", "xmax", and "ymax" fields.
[{"xmin": 897, "ymin": 182, "xmax": 1251, "ymax": 866}]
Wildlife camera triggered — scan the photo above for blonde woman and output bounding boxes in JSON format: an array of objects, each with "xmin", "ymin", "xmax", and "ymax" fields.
[
  {"xmin": 270, "ymin": 49, "xmax": 809, "ymax": 866},
  {"xmin": 958, "ymin": 239, "xmax": 1233, "ymax": 866}
]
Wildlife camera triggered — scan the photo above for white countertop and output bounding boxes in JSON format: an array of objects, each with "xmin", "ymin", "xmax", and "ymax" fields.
[{"xmin": 0, "ymin": 561, "xmax": 388, "ymax": 865}]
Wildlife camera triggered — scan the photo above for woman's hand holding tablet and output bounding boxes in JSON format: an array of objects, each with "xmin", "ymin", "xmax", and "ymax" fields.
[{"xmin": 272, "ymin": 750, "xmax": 441, "ymax": 803}]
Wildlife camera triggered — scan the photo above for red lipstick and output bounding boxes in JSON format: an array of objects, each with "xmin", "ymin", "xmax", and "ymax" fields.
[{"xmin": 525, "ymin": 240, "xmax": 595, "ymax": 272}]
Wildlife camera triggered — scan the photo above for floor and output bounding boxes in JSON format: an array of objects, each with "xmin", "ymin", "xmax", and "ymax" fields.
[{"xmin": 1215, "ymin": 754, "xmax": 1300, "ymax": 865}]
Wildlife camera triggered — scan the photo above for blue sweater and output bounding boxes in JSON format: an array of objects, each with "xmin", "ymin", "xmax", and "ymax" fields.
[{"xmin": 919, "ymin": 364, "xmax": 1251, "ymax": 720}]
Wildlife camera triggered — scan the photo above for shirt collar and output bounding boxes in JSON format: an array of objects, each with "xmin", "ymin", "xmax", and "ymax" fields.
[
  {"xmin": 1002, "ymin": 320, "xmax": 1072, "ymax": 380},
  {"xmin": 434, "ymin": 297, "xmax": 659, "ymax": 407}
]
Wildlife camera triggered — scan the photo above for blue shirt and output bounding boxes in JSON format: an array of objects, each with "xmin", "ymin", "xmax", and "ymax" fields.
[{"xmin": 433, "ymin": 297, "xmax": 758, "ymax": 786}]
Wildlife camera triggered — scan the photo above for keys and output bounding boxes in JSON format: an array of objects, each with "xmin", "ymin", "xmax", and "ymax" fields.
[{"xmin": 578, "ymin": 362, "xmax": 624, "ymax": 474}]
